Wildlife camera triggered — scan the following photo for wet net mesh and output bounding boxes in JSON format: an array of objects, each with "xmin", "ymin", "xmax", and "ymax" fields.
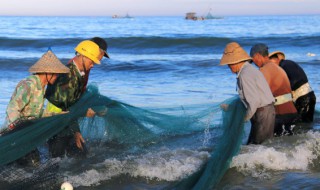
[
  {"xmin": 0, "ymin": 159, "xmax": 62, "ymax": 190},
  {"xmin": 0, "ymin": 85, "xmax": 246, "ymax": 189}
]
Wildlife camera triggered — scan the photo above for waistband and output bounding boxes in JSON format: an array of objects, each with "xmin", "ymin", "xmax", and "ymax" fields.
[
  {"xmin": 292, "ymin": 82, "xmax": 313, "ymax": 102},
  {"xmin": 274, "ymin": 93, "xmax": 293, "ymax": 106},
  {"xmin": 257, "ymin": 103, "xmax": 274, "ymax": 112}
]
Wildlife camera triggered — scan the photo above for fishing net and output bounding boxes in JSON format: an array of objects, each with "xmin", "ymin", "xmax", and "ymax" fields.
[
  {"xmin": 0, "ymin": 159, "xmax": 62, "ymax": 190},
  {"xmin": 170, "ymin": 97, "xmax": 246, "ymax": 190},
  {"xmin": 0, "ymin": 84, "xmax": 246, "ymax": 189}
]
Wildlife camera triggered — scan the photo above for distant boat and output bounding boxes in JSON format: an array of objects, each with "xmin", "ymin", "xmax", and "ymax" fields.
[
  {"xmin": 112, "ymin": 13, "xmax": 134, "ymax": 19},
  {"xmin": 185, "ymin": 12, "xmax": 204, "ymax": 21},
  {"xmin": 205, "ymin": 9, "xmax": 223, "ymax": 20},
  {"xmin": 123, "ymin": 13, "xmax": 134, "ymax": 19},
  {"xmin": 112, "ymin": 14, "xmax": 120, "ymax": 19},
  {"xmin": 185, "ymin": 10, "xmax": 223, "ymax": 21}
]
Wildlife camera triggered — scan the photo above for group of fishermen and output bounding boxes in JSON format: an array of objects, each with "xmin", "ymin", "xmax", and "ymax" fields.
[
  {"xmin": 1, "ymin": 37, "xmax": 109, "ymax": 165},
  {"xmin": 0, "ymin": 39, "xmax": 316, "ymax": 165},
  {"xmin": 220, "ymin": 42, "xmax": 316, "ymax": 144}
]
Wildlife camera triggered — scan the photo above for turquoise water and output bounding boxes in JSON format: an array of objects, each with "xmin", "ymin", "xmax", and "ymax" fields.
[{"xmin": 0, "ymin": 15, "xmax": 319, "ymax": 189}]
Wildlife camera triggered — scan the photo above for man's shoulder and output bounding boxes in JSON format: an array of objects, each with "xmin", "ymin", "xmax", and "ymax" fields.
[
  {"xmin": 242, "ymin": 64, "xmax": 259, "ymax": 74},
  {"xmin": 263, "ymin": 61, "xmax": 281, "ymax": 72},
  {"xmin": 17, "ymin": 75, "xmax": 38, "ymax": 89},
  {"xmin": 281, "ymin": 59, "xmax": 297, "ymax": 66}
]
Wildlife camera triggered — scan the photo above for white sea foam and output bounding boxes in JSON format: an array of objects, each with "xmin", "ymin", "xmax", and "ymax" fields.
[
  {"xmin": 230, "ymin": 131, "xmax": 320, "ymax": 177},
  {"xmin": 130, "ymin": 149, "xmax": 209, "ymax": 181},
  {"xmin": 307, "ymin": 53, "xmax": 316, "ymax": 57},
  {"xmin": 66, "ymin": 158, "xmax": 124, "ymax": 187},
  {"xmin": 66, "ymin": 148, "xmax": 209, "ymax": 187}
]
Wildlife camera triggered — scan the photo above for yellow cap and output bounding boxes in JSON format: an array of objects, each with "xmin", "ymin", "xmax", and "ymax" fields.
[{"xmin": 74, "ymin": 40, "xmax": 100, "ymax": 64}]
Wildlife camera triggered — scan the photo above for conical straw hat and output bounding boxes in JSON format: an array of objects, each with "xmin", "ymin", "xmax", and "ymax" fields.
[
  {"xmin": 269, "ymin": 51, "xmax": 285, "ymax": 60},
  {"xmin": 220, "ymin": 42, "xmax": 252, "ymax": 65},
  {"xmin": 29, "ymin": 50, "xmax": 69, "ymax": 73}
]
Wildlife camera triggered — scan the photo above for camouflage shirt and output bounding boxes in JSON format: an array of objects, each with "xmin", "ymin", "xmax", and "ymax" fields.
[
  {"xmin": 45, "ymin": 62, "xmax": 86, "ymax": 111},
  {"xmin": 5, "ymin": 75, "xmax": 45, "ymax": 126}
]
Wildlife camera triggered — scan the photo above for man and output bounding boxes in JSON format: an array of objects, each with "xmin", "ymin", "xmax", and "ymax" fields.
[
  {"xmin": 220, "ymin": 42, "xmax": 275, "ymax": 144},
  {"xmin": 82, "ymin": 37, "xmax": 110, "ymax": 91},
  {"xmin": 1, "ymin": 50, "xmax": 69, "ymax": 165},
  {"xmin": 3, "ymin": 50, "xmax": 69, "ymax": 132},
  {"xmin": 269, "ymin": 51, "xmax": 316, "ymax": 122},
  {"xmin": 250, "ymin": 44, "xmax": 299, "ymax": 136},
  {"xmin": 45, "ymin": 39, "xmax": 109, "ymax": 158}
]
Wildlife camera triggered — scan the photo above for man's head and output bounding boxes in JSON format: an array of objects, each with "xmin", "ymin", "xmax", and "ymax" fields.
[
  {"xmin": 250, "ymin": 43, "xmax": 269, "ymax": 68},
  {"xmin": 74, "ymin": 40, "xmax": 101, "ymax": 71},
  {"xmin": 29, "ymin": 50, "xmax": 69, "ymax": 84},
  {"xmin": 90, "ymin": 37, "xmax": 110, "ymax": 60},
  {"xmin": 220, "ymin": 42, "xmax": 252, "ymax": 73},
  {"xmin": 269, "ymin": 51, "xmax": 286, "ymax": 65}
]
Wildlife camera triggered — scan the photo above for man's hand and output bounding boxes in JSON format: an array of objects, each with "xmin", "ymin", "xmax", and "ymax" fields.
[
  {"xmin": 220, "ymin": 104, "xmax": 229, "ymax": 111},
  {"xmin": 8, "ymin": 123, "xmax": 16, "ymax": 130},
  {"xmin": 74, "ymin": 132, "xmax": 85, "ymax": 150},
  {"xmin": 86, "ymin": 108, "xmax": 96, "ymax": 118}
]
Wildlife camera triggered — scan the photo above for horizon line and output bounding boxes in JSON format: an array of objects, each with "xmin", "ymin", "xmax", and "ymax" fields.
[{"xmin": 0, "ymin": 13, "xmax": 319, "ymax": 17}]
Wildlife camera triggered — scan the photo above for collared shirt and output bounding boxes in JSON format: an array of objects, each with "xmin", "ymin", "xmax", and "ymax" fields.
[
  {"xmin": 5, "ymin": 75, "xmax": 45, "ymax": 126},
  {"xmin": 237, "ymin": 62, "xmax": 274, "ymax": 120},
  {"xmin": 259, "ymin": 61, "xmax": 297, "ymax": 115}
]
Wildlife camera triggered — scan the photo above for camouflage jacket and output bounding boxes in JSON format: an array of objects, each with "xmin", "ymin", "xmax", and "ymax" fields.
[
  {"xmin": 5, "ymin": 75, "xmax": 45, "ymax": 126},
  {"xmin": 45, "ymin": 62, "xmax": 86, "ymax": 111}
]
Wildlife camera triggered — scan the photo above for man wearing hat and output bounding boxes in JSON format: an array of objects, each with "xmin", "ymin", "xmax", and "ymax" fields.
[
  {"xmin": 250, "ymin": 43, "xmax": 299, "ymax": 136},
  {"xmin": 220, "ymin": 42, "xmax": 275, "ymax": 144},
  {"xmin": 3, "ymin": 50, "xmax": 69, "ymax": 133},
  {"xmin": 269, "ymin": 51, "xmax": 316, "ymax": 122},
  {"xmin": 1, "ymin": 50, "xmax": 69, "ymax": 165},
  {"xmin": 45, "ymin": 39, "xmax": 109, "ymax": 158},
  {"xmin": 81, "ymin": 37, "xmax": 110, "ymax": 92}
]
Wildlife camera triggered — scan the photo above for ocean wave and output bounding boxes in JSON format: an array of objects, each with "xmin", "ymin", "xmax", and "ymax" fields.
[
  {"xmin": 0, "ymin": 37, "xmax": 78, "ymax": 50},
  {"xmin": 1, "ymin": 35, "xmax": 319, "ymax": 54},
  {"xmin": 66, "ymin": 148, "xmax": 209, "ymax": 187},
  {"xmin": 98, "ymin": 58, "xmax": 220, "ymax": 73},
  {"xmin": 230, "ymin": 131, "xmax": 320, "ymax": 178},
  {"xmin": 0, "ymin": 56, "xmax": 221, "ymax": 73},
  {"xmin": 0, "ymin": 58, "xmax": 71, "ymax": 70}
]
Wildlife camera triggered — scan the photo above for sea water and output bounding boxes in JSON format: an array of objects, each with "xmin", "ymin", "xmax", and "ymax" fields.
[{"xmin": 0, "ymin": 15, "xmax": 319, "ymax": 189}]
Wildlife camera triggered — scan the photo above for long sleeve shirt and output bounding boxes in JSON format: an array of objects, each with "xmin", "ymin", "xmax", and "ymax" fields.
[
  {"xmin": 5, "ymin": 75, "xmax": 45, "ymax": 126},
  {"xmin": 237, "ymin": 62, "xmax": 274, "ymax": 120},
  {"xmin": 45, "ymin": 61, "xmax": 85, "ymax": 111},
  {"xmin": 45, "ymin": 61, "xmax": 86, "ymax": 135}
]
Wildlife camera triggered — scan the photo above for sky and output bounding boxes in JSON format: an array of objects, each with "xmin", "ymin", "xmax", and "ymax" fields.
[{"xmin": 0, "ymin": 0, "xmax": 319, "ymax": 17}]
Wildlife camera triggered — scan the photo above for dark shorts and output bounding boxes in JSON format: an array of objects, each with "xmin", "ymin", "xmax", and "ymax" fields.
[
  {"xmin": 248, "ymin": 104, "xmax": 275, "ymax": 144},
  {"xmin": 295, "ymin": 91, "xmax": 316, "ymax": 122},
  {"xmin": 274, "ymin": 112, "xmax": 300, "ymax": 136}
]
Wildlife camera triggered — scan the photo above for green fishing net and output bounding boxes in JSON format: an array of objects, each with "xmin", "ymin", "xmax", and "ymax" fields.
[
  {"xmin": 170, "ymin": 96, "xmax": 246, "ymax": 190},
  {"xmin": 0, "ymin": 85, "xmax": 246, "ymax": 189}
]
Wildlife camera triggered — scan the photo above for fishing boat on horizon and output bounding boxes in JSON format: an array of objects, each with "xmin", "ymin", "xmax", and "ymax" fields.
[
  {"xmin": 185, "ymin": 12, "xmax": 204, "ymax": 20},
  {"xmin": 185, "ymin": 9, "xmax": 223, "ymax": 21},
  {"xmin": 205, "ymin": 9, "xmax": 224, "ymax": 19},
  {"xmin": 112, "ymin": 13, "xmax": 134, "ymax": 19}
]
